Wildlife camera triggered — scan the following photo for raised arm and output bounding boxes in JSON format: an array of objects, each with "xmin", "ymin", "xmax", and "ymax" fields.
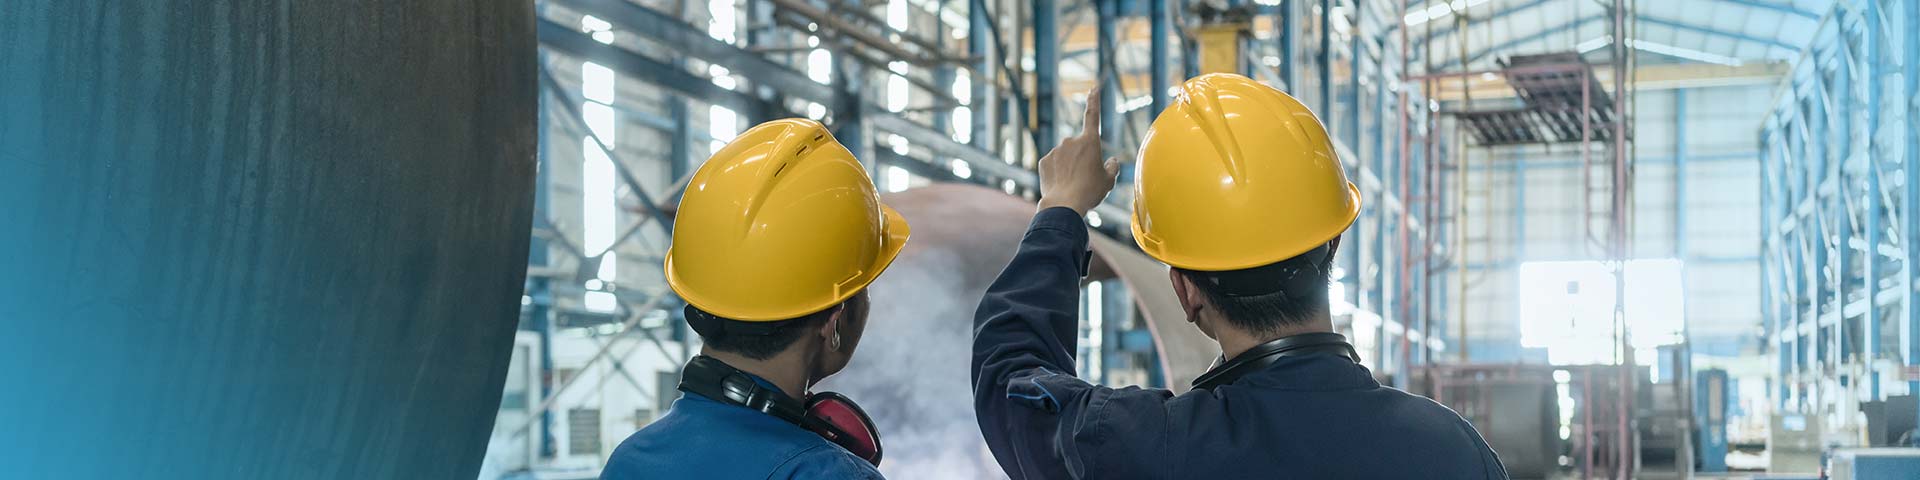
[{"xmin": 971, "ymin": 90, "xmax": 1152, "ymax": 479}]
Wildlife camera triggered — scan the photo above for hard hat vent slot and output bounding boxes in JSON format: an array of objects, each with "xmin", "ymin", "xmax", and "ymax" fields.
[{"xmin": 774, "ymin": 162, "xmax": 789, "ymax": 177}]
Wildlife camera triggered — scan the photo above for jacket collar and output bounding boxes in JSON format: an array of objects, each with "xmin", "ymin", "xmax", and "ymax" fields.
[{"xmin": 1228, "ymin": 352, "xmax": 1380, "ymax": 391}]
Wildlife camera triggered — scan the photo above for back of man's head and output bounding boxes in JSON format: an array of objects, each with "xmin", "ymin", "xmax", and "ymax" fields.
[
  {"xmin": 685, "ymin": 305, "xmax": 836, "ymax": 360},
  {"xmin": 1175, "ymin": 238, "xmax": 1339, "ymax": 338},
  {"xmin": 1128, "ymin": 74, "xmax": 1361, "ymax": 330}
]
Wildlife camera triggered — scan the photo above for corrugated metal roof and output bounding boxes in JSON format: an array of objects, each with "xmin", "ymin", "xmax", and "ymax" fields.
[{"xmin": 1411, "ymin": 0, "xmax": 1830, "ymax": 71}]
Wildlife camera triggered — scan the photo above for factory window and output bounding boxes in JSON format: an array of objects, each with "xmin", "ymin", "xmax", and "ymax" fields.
[
  {"xmin": 580, "ymin": 15, "xmax": 613, "ymax": 44},
  {"xmin": 952, "ymin": 72, "xmax": 970, "ymax": 104},
  {"xmin": 886, "ymin": 63, "xmax": 910, "ymax": 113},
  {"xmin": 710, "ymin": 105, "xmax": 739, "ymax": 153},
  {"xmin": 1517, "ymin": 259, "xmax": 1685, "ymax": 365},
  {"xmin": 951, "ymin": 72, "xmax": 971, "ymax": 143},
  {"xmin": 1080, "ymin": 281, "xmax": 1104, "ymax": 381},
  {"xmin": 706, "ymin": 0, "xmax": 736, "ymax": 43},
  {"xmin": 581, "ymin": 63, "xmax": 615, "ymax": 103},
  {"xmin": 580, "ymin": 15, "xmax": 621, "ymax": 311},
  {"xmin": 886, "ymin": 0, "xmax": 909, "ymax": 31},
  {"xmin": 567, "ymin": 408, "xmax": 602, "ymax": 455},
  {"xmin": 633, "ymin": 408, "xmax": 654, "ymax": 429},
  {"xmin": 952, "ymin": 107, "xmax": 972, "ymax": 144}
]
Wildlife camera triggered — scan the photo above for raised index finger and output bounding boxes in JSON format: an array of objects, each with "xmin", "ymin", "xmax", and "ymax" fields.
[{"xmin": 1081, "ymin": 86, "xmax": 1102, "ymax": 138}]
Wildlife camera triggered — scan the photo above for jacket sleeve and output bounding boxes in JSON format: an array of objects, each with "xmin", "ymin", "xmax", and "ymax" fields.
[{"xmin": 971, "ymin": 207, "xmax": 1174, "ymax": 479}]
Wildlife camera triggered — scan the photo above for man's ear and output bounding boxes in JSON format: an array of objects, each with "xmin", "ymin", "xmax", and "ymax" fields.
[
  {"xmin": 1169, "ymin": 269, "xmax": 1205, "ymax": 321},
  {"xmin": 819, "ymin": 305, "xmax": 844, "ymax": 348}
]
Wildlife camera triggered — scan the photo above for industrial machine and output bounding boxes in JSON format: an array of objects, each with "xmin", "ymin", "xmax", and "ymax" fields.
[
  {"xmin": 1769, "ymin": 413, "xmax": 1826, "ymax": 473},
  {"xmin": 1694, "ymin": 369, "xmax": 1729, "ymax": 472},
  {"xmin": 1415, "ymin": 365, "xmax": 1561, "ymax": 479},
  {"xmin": 1861, "ymin": 395, "xmax": 1917, "ymax": 447},
  {"xmin": 1826, "ymin": 448, "xmax": 1920, "ymax": 480}
]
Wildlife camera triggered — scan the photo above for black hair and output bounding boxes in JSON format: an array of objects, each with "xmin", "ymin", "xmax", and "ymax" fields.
[
  {"xmin": 686, "ymin": 293, "xmax": 865, "ymax": 360},
  {"xmin": 1176, "ymin": 236, "xmax": 1340, "ymax": 337}
]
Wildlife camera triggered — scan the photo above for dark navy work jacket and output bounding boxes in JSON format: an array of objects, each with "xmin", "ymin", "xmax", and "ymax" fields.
[{"xmin": 971, "ymin": 207, "xmax": 1507, "ymax": 479}]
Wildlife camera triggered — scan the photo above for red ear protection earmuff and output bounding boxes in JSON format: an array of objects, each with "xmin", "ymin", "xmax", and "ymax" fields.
[
  {"xmin": 678, "ymin": 355, "xmax": 884, "ymax": 466},
  {"xmin": 803, "ymin": 392, "xmax": 883, "ymax": 464}
]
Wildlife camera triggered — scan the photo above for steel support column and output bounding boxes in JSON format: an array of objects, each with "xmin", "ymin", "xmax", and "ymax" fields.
[
  {"xmin": 1675, "ymin": 89, "xmax": 1688, "ymax": 259},
  {"xmin": 532, "ymin": 57, "xmax": 558, "ymax": 460},
  {"xmin": 1150, "ymin": 0, "xmax": 1171, "ymax": 118},
  {"xmin": 1181, "ymin": 0, "xmax": 1199, "ymax": 78},
  {"xmin": 1099, "ymin": 0, "xmax": 1120, "ymax": 150},
  {"xmin": 1317, "ymin": 0, "xmax": 1332, "ymax": 115},
  {"xmin": 934, "ymin": 0, "xmax": 956, "ymax": 137},
  {"xmin": 833, "ymin": 51, "xmax": 874, "ymax": 176},
  {"xmin": 1905, "ymin": 0, "xmax": 1919, "ymax": 424},
  {"xmin": 971, "ymin": 0, "xmax": 994, "ymax": 148},
  {"xmin": 1863, "ymin": 0, "xmax": 1881, "ymax": 401},
  {"xmin": 1278, "ymin": 0, "xmax": 1296, "ymax": 89},
  {"xmin": 1034, "ymin": 0, "xmax": 1060, "ymax": 150}
]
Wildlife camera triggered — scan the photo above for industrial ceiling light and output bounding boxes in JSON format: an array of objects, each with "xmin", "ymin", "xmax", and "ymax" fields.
[
  {"xmin": 1403, "ymin": 0, "xmax": 1491, "ymax": 27},
  {"xmin": 1575, "ymin": 35, "xmax": 1743, "ymax": 67},
  {"xmin": 1627, "ymin": 38, "xmax": 1743, "ymax": 66}
]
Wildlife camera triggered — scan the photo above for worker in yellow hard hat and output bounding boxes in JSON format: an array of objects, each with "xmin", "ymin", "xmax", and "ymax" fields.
[
  {"xmin": 604, "ymin": 118, "xmax": 904, "ymax": 479},
  {"xmin": 971, "ymin": 74, "xmax": 1507, "ymax": 479}
]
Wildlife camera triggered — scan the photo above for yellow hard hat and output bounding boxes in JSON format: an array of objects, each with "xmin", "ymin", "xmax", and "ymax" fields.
[
  {"xmin": 664, "ymin": 118, "xmax": 911, "ymax": 322},
  {"xmin": 1130, "ymin": 73, "xmax": 1361, "ymax": 271}
]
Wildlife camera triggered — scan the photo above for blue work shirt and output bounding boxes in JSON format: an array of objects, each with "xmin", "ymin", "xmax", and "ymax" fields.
[
  {"xmin": 972, "ymin": 207, "xmax": 1508, "ymax": 479},
  {"xmin": 603, "ymin": 372, "xmax": 884, "ymax": 480}
]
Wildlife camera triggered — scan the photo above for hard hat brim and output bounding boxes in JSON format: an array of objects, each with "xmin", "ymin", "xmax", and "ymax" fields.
[
  {"xmin": 665, "ymin": 201, "xmax": 912, "ymax": 322},
  {"xmin": 1134, "ymin": 182, "xmax": 1362, "ymax": 272}
]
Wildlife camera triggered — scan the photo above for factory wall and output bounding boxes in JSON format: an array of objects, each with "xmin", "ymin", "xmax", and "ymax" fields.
[{"xmin": 1450, "ymin": 82, "xmax": 1772, "ymax": 363}]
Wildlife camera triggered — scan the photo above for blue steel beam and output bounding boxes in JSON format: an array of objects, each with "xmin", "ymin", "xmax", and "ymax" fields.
[
  {"xmin": 832, "ymin": 49, "xmax": 874, "ymax": 179},
  {"xmin": 561, "ymin": 0, "xmax": 832, "ymax": 104},
  {"xmin": 1318, "ymin": 0, "xmax": 1332, "ymax": 113},
  {"xmin": 933, "ymin": 0, "xmax": 956, "ymax": 138},
  {"xmin": 558, "ymin": 0, "xmax": 1034, "ymax": 189},
  {"xmin": 1098, "ymin": 0, "xmax": 1122, "ymax": 185},
  {"xmin": 532, "ymin": 50, "xmax": 558, "ymax": 460},
  {"xmin": 1346, "ymin": 5, "xmax": 1362, "ymax": 149},
  {"xmin": 1278, "ymin": 0, "xmax": 1296, "ymax": 89},
  {"xmin": 537, "ymin": 19, "xmax": 773, "ymax": 117},
  {"xmin": 1150, "ymin": 0, "xmax": 1170, "ymax": 119},
  {"xmin": 1035, "ymin": 0, "xmax": 1060, "ymax": 150},
  {"xmin": 1676, "ymin": 88, "xmax": 1688, "ymax": 259},
  {"xmin": 1860, "ymin": 0, "xmax": 1881, "ymax": 400},
  {"xmin": 1905, "ymin": 0, "xmax": 1918, "ymax": 424},
  {"xmin": 1181, "ymin": 0, "xmax": 1199, "ymax": 77},
  {"xmin": 971, "ymin": 0, "xmax": 993, "ymax": 147},
  {"xmin": 1099, "ymin": 0, "xmax": 1119, "ymax": 129}
]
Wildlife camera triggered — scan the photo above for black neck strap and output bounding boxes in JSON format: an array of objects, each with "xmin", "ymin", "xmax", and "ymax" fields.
[
  {"xmin": 1190, "ymin": 332, "xmax": 1360, "ymax": 390},
  {"xmin": 678, "ymin": 355, "xmax": 812, "ymax": 424}
]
